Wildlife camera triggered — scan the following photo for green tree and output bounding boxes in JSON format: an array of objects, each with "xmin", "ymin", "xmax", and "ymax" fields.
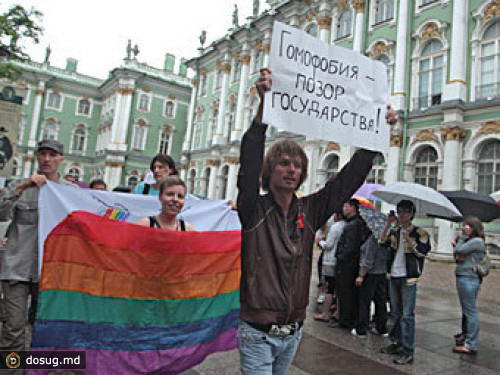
[{"xmin": 0, "ymin": 3, "xmax": 43, "ymax": 80}]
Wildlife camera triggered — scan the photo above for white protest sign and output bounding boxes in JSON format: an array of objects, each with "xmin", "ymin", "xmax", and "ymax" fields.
[{"xmin": 263, "ymin": 21, "xmax": 389, "ymax": 152}]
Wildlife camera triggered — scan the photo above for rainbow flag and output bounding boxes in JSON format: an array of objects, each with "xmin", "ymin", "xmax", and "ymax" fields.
[{"xmin": 31, "ymin": 211, "xmax": 241, "ymax": 374}]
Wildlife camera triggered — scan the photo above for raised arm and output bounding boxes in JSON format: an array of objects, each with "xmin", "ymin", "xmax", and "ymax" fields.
[{"xmin": 237, "ymin": 69, "xmax": 271, "ymax": 229}]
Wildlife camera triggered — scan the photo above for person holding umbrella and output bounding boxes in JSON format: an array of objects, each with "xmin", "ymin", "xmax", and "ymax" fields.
[
  {"xmin": 452, "ymin": 216, "xmax": 486, "ymax": 355},
  {"xmin": 379, "ymin": 200, "xmax": 431, "ymax": 365}
]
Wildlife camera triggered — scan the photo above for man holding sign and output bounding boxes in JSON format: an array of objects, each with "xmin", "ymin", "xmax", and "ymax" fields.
[{"xmin": 236, "ymin": 67, "xmax": 397, "ymax": 374}]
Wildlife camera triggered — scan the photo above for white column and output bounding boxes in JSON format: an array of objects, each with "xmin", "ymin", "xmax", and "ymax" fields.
[
  {"xmin": 109, "ymin": 85, "xmax": 133, "ymax": 152},
  {"xmin": 28, "ymin": 81, "xmax": 46, "ymax": 147},
  {"xmin": 443, "ymin": 0, "xmax": 468, "ymax": 101},
  {"xmin": 392, "ymin": 0, "xmax": 409, "ymax": 110},
  {"xmin": 232, "ymin": 53, "xmax": 250, "ymax": 142},
  {"xmin": 226, "ymin": 162, "xmax": 238, "ymax": 201},
  {"xmin": 183, "ymin": 79, "xmax": 199, "ymax": 151},
  {"xmin": 207, "ymin": 164, "xmax": 219, "ymax": 199},
  {"xmin": 318, "ymin": 16, "xmax": 332, "ymax": 43},
  {"xmin": 352, "ymin": 3, "xmax": 365, "ymax": 53},
  {"xmin": 436, "ymin": 125, "xmax": 465, "ymax": 255},
  {"xmin": 104, "ymin": 162, "xmax": 123, "ymax": 189},
  {"xmin": 263, "ymin": 40, "xmax": 271, "ymax": 68},
  {"xmin": 213, "ymin": 62, "xmax": 231, "ymax": 145}
]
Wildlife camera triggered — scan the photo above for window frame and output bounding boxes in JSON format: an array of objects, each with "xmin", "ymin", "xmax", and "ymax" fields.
[
  {"xmin": 414, "ymin": 146, "xmax": 439, "ymax": 189},
  {"xmin": 76, "ymin": 98, "xmax": 92, "ymax": 117},
  {"xmin": 164, "ymin": 100, "xmax": 176, "ymax": 118},
  {"xmin": 131, "ymin": 119, "xmax": 148, "ymax": 151},
  {"xmin": 71, "ymin": 127, "xmax": 87, "ymax": 153},
  {"xmin": 40, "ymin": 119, "xmax": 59, "ymax": 141},
  {"xmin": 477, "ymin": 140, "xmax": 500, "ymax": 195},
  {"xmin": 336, "ymin": 9, "xmax": 353, "ymax": 41},
  {"xmin": 137, "ymin": 92, "xmax": 152, "ymax": 112},
  {"xmin": 46, "ymin": 91, "xmax": 63, "ymax": 111},
  {"xmin": 415, "ymin": 39, "xmax": 446, "ymax": 110}
]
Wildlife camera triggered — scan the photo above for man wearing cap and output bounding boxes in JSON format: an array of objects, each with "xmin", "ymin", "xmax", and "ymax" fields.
[{"xmin": 0, "ymin": 139, "xmax": 73, "ymax": 351}]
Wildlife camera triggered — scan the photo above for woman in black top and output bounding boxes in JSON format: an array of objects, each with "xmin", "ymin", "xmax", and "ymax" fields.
[{"xmin": 136, "ymin": 176, "xmax": 195, "ymax": 231}]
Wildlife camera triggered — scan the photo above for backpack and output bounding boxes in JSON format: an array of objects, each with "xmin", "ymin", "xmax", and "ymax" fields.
[{"xmin": 475, "ymin": 251, "xmax": 491, "ymax": 278}]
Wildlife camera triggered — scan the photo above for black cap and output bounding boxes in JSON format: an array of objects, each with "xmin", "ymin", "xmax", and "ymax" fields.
[{"xmin": 36, "ymin": 139, "xmax": 64, "ymax": 155}]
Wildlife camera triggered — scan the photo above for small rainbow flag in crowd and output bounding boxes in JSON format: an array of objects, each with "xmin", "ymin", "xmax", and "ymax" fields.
[
  {"xmin": 103, "ymin": 207, "xmax": 130, "ymax": 221},
  {"xmin": 31, "ymin": 211, "xmax": 241, "ymax": 374}
]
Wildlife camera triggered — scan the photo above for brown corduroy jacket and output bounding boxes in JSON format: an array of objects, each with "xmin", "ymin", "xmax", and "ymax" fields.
[{"xmin": 237, "ymin": 121, "xmax": 376, "ymax": 325}]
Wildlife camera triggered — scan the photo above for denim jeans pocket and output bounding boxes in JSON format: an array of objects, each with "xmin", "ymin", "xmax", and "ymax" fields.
[{"xmin": 238, "ymin": 324, "xmax": 268, "ymax": 345}]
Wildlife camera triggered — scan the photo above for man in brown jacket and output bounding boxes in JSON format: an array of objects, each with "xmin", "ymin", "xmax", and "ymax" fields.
[{"xmin": 236, "ymin": 69, "xmax": 397, "ymax": 374}]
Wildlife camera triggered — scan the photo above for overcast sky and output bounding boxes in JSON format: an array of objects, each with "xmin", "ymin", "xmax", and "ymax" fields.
[{"xmin": 2, "ymin": 0, "xmax": 266, "ymax": 78}]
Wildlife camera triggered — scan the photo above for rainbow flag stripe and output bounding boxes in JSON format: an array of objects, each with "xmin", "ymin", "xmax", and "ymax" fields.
[{"xmin": 31, "ymin": 211, "xmax": 241, "ymax": 375}]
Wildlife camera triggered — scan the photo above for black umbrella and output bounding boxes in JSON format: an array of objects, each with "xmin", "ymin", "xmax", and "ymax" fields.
[{"xmin": 437, "ymin": 190, "xmax": 500, "ymax": 222}]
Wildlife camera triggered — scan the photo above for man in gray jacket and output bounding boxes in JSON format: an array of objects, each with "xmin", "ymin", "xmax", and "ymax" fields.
[{"xmin": 0, "ymin": 139, "xmax": 70, "ymax": 351}]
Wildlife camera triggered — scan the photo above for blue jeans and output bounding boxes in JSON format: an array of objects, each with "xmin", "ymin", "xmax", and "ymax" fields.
[
  {"xmin": 456, "ymin": 275, "xmax": 481, "ymax": 350},
  {"xmin": 237, "ymin": 321, "xmax": 303, "ymax": 374},
  {"xmin": 389, "ymin": 278, "xmax": 417, "ymax": 355}
]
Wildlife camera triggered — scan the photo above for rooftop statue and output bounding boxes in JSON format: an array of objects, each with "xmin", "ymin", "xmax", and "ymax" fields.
[
  {"xmin": 232, "ymin": 4, "xmax": 239, "ymax": 27},
  {"xmin": 126, "ymin": 39, "xmax": 132, "ymax": 60},
  {"xmin": 199, "ymin": 30, "xmax": 207, "ymax": 48},
  {"xmin": 253, "ymin": 0, "xmax": 260, "ymax": 17},
  {"xmin": 44, "ymin": 45, "xmax": 51, "ymax": 64}
]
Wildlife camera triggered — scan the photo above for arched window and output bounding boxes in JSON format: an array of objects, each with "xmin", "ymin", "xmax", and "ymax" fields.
[
  {"xmin": 41, "ymin": 119, "xmax": 58, "ymax": 141},
  {"xmin": 233, "ymin": 59, "xmax": 241, "ymax": 82},
  {"xmin": 227, "ymin": 102, "xmax": 237, "ymax": 142},
  {"xmin": 479, "ymin": 21, "xmax": 500, "ymax": 99},
  {"xmin": 47, "ymin": 92, "xmax": 61, "ymax": 109},
  {"xmin": 68, "ymin": 167, "xmax": 81, "ymax": 181},
  {"xmin": 337, "ymin": 10, "xmax": 353, "ymax": 39},
  {"xmin": 254, "ymin": 50, "xmax": 263, "ymax": 73},
  {"xmin": 200, "ymin": 74, "xmax": 208, "ymax": 96},
  {"xmin": 216, "ymin": 69, "xmax": 223, "ymax": 89},
  {"xmin": 132, "ymin": 119, "xmax": 148, "ymax": 150},
  {"xmin": 305, "ymin": 23, "xmax": 318, "ymax": 37},
  {"xmin": 165, "ymin": 101, "xmax": 175, "ymax": 117},
  {"xmin": 325, "ymin": 154, "xmax": 339, "ymax": 180},
  {"xmin": 376, "ymin": 54, "xmax": 393, "ymax": 90},
  {"xmin": 207, "ymin": 107, "xmax": 218, "ymax": 147},
  {"xmin": 138, "ymin": 94, "xmax": 150, "ymax": 111},
  {"xmin": 478, "ymin": 140, "xmax": 500, "ymax": 195},
  {"xmin": 77, "ymin": 99, "xmax": 90, "ymax": 115},
  {"xmin": 202, "ymin": 168, "xmax": 211, "ymax": 198},
  {"xmin": 159, "ymin": 127, "xmax": 171, "ymax": 154},
  {"xmin": 417, "ymin": 39, "xmax": 444, "ymax": 109},
  {"xmin": 72, "ymin": 128, "xmax": 86, "ymax": 152},
  {"xmin": 367, "ymin": 153, "xmax": 385, "ymax": 184},
  {"xmin": 219, "ymin": 165, "xmax": 229, "ymax": 199},
  {"xmin": 414, "ymin": 146, "xmax": 438, "ymax": 189},
  {"xmin": 188, "ymin": 169, "xmax": 196, "ymax": 193},
  {"xmin": 193, "ymin": 113, "xmax": 203, "ymax": 150},
  {"xmin": 374, "ymin": 0, "xmax": 394, "ymax": 24}
]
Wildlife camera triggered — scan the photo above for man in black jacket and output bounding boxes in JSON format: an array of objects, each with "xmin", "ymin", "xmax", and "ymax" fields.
[
  {"xmin": 236, "ymin": 69, "xmax": 397, "ymax": 374},
  {"xmin": 330, "ymin": 199, "xmax": 369, "ymax": 330}
]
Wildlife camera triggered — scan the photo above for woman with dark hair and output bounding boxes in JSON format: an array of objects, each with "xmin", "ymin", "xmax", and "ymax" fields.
[
  {"xmin": 135, "ymin": 176, "xmax": 195, "ymax": 231},
  {"xmin": 452, "ymin": 216, "xmax": 485, "ymax": 355},
  {"xmin": 133, "ymin": 154, "xmax": 178, "ymax": 196}
]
